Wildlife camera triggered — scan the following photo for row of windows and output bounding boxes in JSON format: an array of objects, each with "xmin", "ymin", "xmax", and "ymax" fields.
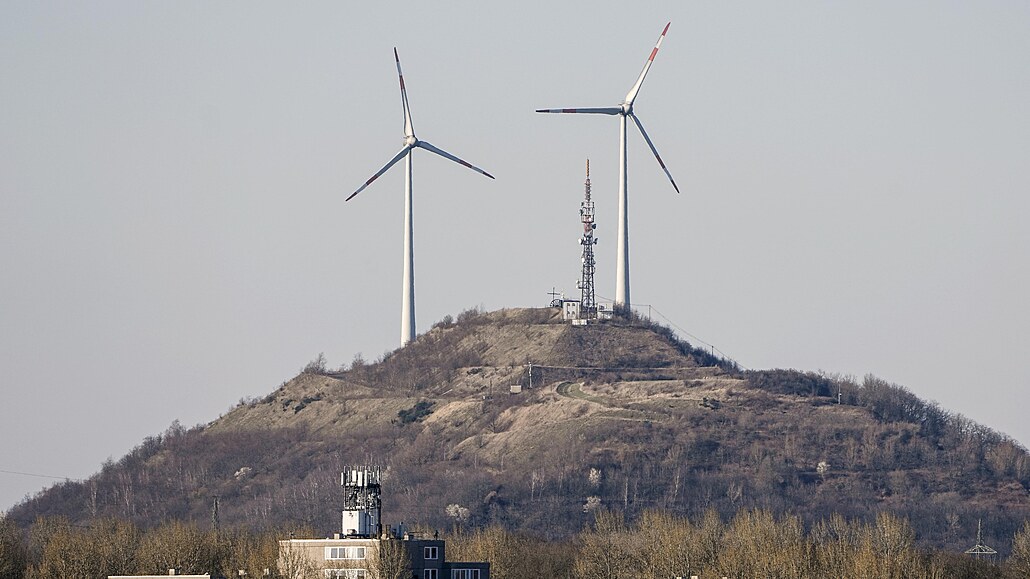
[
  {"xmin": 325, "ymin": 570, "xmax": 365, "ymax": 579},
  {"xmin": 323, "ymin": 565, "xmax": 475, "ymax": 579},
  {"xmin": 422, "ymin": 570, "xmax": 480, "ymax": 579},
  {"xmin": 326, "ymin": 546, "xmax": 366, "ymax": 560},
  {"xmin": 327, "ymin": 545, "xmax": 438, "ymax": 561}
]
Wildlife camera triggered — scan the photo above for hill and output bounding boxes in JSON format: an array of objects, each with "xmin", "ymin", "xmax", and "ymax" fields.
[{"xmin": 8, "ymin": 307, "xmax": 1030, "ymax": 554}]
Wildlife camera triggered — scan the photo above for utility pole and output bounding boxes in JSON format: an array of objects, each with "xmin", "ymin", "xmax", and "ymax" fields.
[{"xmin": 211, "ymin": 495, "xmax": 220, "ymax": 531}]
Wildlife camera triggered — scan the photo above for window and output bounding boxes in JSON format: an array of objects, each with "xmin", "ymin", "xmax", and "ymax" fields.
[
  {"xmin": 326, "ymin": 546, "xmax": 366, "ymax": 560},
  {"xmin": 424, "ymin": 570, "xmax": 438, "ymax": 579},
  {"xmin": 424, "ymin": 546, "xmax": 439, "ymax": 560},
  {"xmin": 452, "ymin": 571, "xmax": 480, "ymax": 579},
  {"xmin": 324, "ymin": 570, "xmax": 366, "ymax": 579}
]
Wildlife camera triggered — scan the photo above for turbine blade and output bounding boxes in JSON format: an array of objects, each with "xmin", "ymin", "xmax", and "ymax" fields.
[
  {"xmin": 535, "ymin": 107, "xmax": 621, "ymax": 115},
  {"xmin": 624, "ymin": 22, "xmax": 671, "ymax": 106},
  {"xmin": 346, "ymin": 146, "xmax": 411, "ymax": 201},
  {"xmin": 394, "ymin": 48, "xmax": 414, "ymax": 138},
  {"xmin": 631, "ymin": 114, "xmax": 679, "ymax": 193},
  {"xmin": 416, "ymin": 141, "xmax": 495, "ymax": 179}
]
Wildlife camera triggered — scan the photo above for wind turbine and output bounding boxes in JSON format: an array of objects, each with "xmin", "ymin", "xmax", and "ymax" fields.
[
  {"xmin": 536, "ymin": 23, "xmax": 679, "ymax": 309},
  {"xmin": 347, "ymin": 48, "xmax": 494, "ymax": 347}
]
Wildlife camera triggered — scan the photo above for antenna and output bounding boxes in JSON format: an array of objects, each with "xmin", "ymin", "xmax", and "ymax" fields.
[
  {"xmin": 548, "ymin": 287, "xmax": 563, "ymax": 307},
  {"xmin": 577, "ymin": 159, "xmax": 598, "ymax": 318},
  {"xmin": 341, "ymin": 465, "xmax": 383, "ymax": 537}
]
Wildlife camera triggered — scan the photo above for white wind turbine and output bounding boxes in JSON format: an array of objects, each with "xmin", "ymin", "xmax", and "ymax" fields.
[
  {"xmin": 536, "ymin": 23, "xmax": 679, "ymax": 309},
  {"xmin": 347, "ymin": 48, "xmax": 494, "ymax": 347}
]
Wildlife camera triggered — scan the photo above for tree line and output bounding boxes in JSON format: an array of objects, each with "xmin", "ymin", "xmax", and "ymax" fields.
[
  {"xmin": 447, "ymin": 508, "xmax": 1030, "ymax": 578},
  {"xmin": 4, "ymin": 508, "xmax": 1030, "ymax": 578}
]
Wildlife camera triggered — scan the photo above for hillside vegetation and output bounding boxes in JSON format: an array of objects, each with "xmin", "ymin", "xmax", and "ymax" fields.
[{"xmin": 8, "ymin": 307, "xmax": 1030, "ymax": 557}]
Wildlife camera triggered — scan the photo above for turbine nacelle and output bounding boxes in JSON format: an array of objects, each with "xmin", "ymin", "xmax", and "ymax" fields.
[
  {"xmin": 404, "ymin": 135, "xmax": 418, "ymax": 148},
  {"xmin": 620, "ymin": 102, "xmax": 633, "ymax": 115}
]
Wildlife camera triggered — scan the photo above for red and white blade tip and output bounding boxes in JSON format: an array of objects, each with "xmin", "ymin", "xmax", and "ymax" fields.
[{"xmin": 649, "ymin": 23, "xmax": 671, "ymax": 61}]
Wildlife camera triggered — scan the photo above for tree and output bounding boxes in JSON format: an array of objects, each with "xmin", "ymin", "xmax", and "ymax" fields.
[
  {"xmin": 368, "ymin": 538, "xmax": 411, "ymax": 579},
  {"xmin": 447, "ymin": 526, "xmax": 572, "ymax": 579},
  {"xmin": 445, "ymin": 503, "xmax": 470, "ymax": 533},
  {"xmin": 446, "ymin": 527, "xmax": 517, "ymax": 579},
  {"xmin": 872, "ymin": 511, "xmax": 918, "ymax": 578},
  {"xmin": 0, "ymin": 516, "xmax": 27, "ymax": 579},
  {"xmin": 218, "ymin": 528, "xmax": 279, "ymax": 578},
  {"xmin": 632, "ymin": 510, "xmax": 696, "ymax": 579},
  {"xmin": 277, "ymin": 540, "xmax": 322, "ymax": 579},
  {"xmin": 716, "ymin": 509, "xmax": 811, "ymax": 579},
  {"xmin": 27, "ymin": 517, "xmax": 138, "ymax": 579},
  {"xmin": 135, "ymin": 521, "xmax": 221, "ymax": 575},
  {"xmin": 1009, "ymin": 520, "xmax": 1030, "ymax": 578},
  {"xmin": 574, "ymin": 510, "xmax": 633, "ymax": 579},
  {"xmin": 301, "ymin": 353, "xmax": 328, "ymax": 375}
]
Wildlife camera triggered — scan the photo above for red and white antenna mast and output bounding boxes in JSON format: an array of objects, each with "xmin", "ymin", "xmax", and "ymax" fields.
[{"xmin": 577, "ymin": 159, "xmax": 598, "ymax": 318}]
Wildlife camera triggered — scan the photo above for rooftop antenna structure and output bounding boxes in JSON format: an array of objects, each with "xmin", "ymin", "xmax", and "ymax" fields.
[
  {"xmin": 577, "ymin": 159, "xmax": 598, "ymax": 319},
  {"xmin": 536, "ymin": 23, "xmax": 680, "ymax": 310},
  {"xmin": 347, "ymin": 49, "xmax": 495, "ymax": 347},
  {"xmin": 341, "ymin": 465, "xmax": 382, "ymax": 537},
  {"xmin": 964, "ymin": 519, "xmax": 997, "ymax": 560}
]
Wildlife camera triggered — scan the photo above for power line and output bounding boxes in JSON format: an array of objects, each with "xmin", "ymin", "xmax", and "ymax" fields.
[
  {"xmin": 648, "ymin": 305, "xmax": 747, "ymax": 370},
  {"xmin": 0, "ymin": 468, "xmax": 80, "ymax": 482},
  {"xmin": 596, "ymin": 294, "xmax": 748, "ymax": 371}
]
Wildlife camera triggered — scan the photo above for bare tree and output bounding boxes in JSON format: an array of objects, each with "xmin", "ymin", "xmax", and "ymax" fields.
[
  {"xmin": 277, "ymin": 541, "xmax": 321, "ymax": 579},
  {"xmin": 632, "ymin": 509, "xmax": 696, "ymax": 579},
  {"xmin": 0, "ymin": 516, "xmax": 27, "ymax": 579},
  {"xmin": 574, "ymin": 510, "xmax": 633, "ymax": 579},
  {"xmin": 27, "ymin": 517, "xmax": 139, "ymax": 579},
  {"xmin": 368, "ymin": 538, "xmax": 411, "ymax": 579},
  {"xmin": 219, "ymin": 528, "xmax": 280, "ymax": 578},
  {"xmin": 135, "ymin": 521, "xmax": 220, "ymax": 575},
  {"xmin": 1008, "ymin": 521, "xmax": 1030, "ymax": 578}
]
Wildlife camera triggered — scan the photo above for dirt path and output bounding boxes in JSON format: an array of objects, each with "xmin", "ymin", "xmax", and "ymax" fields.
[{"xmin": 554, "ymin": 381, "xmax": 668, "ymax": 422}]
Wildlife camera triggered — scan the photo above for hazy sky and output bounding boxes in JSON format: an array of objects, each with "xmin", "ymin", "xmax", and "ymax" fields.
[{"xmin": 3, "ymin": 2, "xmax": 1029, "ymax": 512}]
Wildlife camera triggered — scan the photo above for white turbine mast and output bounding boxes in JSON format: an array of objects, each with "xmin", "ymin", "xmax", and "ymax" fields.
[
  {"xmin": 347, "ymin": 48, "xmax": 494, "ymax": 347},
  {"xmin": 536, "ymin": 23, "xmax": 679, "ymax": 310}
]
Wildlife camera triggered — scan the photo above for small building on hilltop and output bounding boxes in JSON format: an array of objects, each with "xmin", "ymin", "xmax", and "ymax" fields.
[{"xmin": 279, "ymin": 466, "xmax": 489, "ymax": 579}]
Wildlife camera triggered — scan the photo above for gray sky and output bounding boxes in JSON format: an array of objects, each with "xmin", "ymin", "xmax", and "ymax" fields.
[{"xmin": 3, "ymin": 1, "xmax": 1029, "ymax": 512}]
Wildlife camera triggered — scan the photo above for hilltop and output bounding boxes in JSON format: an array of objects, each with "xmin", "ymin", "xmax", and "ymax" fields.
[{"xmin": 8, "ymin": 307, "xmax": 1030, "ymax": 553}]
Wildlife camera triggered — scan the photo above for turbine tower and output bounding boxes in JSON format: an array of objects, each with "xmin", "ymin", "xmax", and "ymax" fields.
[
  {"xmin": 347, "ymin": 49, "xmax": 494, "ymax": 347},
  {"xmin": 536, "ymin": 23, "xmax": 679, "ymax": 310}
]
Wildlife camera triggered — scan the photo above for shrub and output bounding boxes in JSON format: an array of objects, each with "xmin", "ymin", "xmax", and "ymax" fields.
[{"xmin": 398, "ymin": 400, "xmax": 435, "ymax": 424}]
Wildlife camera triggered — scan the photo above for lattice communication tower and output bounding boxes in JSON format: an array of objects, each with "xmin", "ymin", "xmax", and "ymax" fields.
[{"xmin": 577, "ymin": 160, "xmax": 598, "ymax": 318}]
